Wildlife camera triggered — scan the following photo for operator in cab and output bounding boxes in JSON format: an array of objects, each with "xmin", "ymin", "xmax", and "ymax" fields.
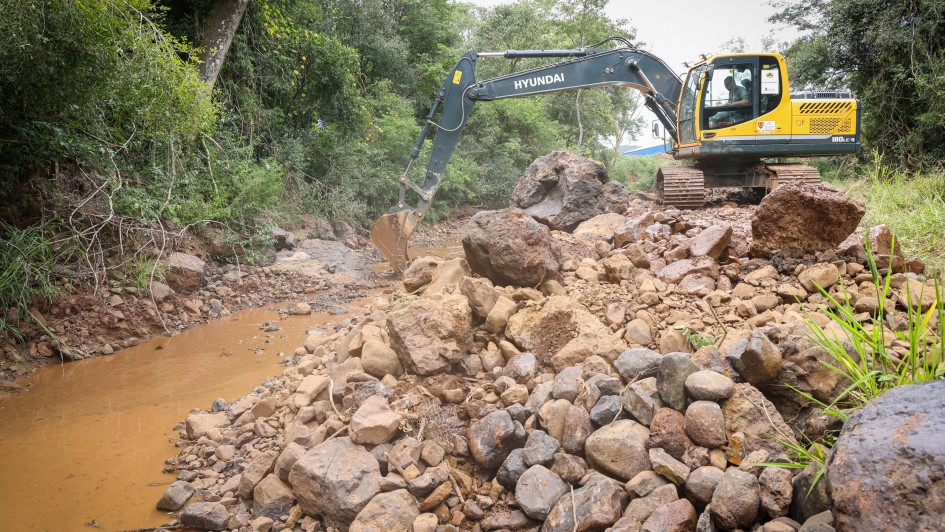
[{"xmin": 708, "ymin": 75, "xmax": 749, "ymax": 128}]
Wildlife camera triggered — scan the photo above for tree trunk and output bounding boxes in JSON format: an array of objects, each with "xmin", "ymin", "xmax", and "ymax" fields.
[{"xmin": 198, "ymin": 0, "xmax": 250, "ymax": 88}]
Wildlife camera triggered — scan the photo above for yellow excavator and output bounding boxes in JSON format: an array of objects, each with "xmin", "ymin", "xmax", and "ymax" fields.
[{"xmin": 371, "ymin": 37, "xmax": 861, "ymax": 271}]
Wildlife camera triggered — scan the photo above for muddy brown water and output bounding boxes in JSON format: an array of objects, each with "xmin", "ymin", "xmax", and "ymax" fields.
[{"xmin": 0, "ymin": 298, "xmax": 379, "ymax": 532}]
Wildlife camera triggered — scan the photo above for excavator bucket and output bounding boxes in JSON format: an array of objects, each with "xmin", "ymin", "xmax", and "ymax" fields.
[{"xmin": 370, "ymin": 209, "xmax": 418, "ymax": 272}]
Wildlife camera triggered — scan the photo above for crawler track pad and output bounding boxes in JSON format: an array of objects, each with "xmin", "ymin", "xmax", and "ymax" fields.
[{"xmin": 370, "ymin": 210, "xmax": 417, "ymax": 272}]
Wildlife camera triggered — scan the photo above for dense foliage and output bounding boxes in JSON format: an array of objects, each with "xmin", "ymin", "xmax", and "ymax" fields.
[{"xmin": 773, "ymin": 0, "xmax": 945, "ymax": 168}]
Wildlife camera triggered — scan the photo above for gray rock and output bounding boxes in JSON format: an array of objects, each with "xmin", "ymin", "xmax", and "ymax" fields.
[
  {"xmin": 510, "ymin": 151, "xmax": 613, "ymax": 232},
  {"xmin": 621, "ymin": 377, "xmax": 663, "ymax": 426},
  {"xmin": 552, "ymin": 366, "xmax": 584, "ymax": 403},
  {"xmin": 180, "ymin": 502, "xmax": 228, "ymax": 531},
  {"xmin": 504, "ymin": 353, "xmax": 539, "ymax": 383},
  {"xmin": 253, "ymin": 474, "xmax": 295, "ymax": 520},
  {"xmin": 791, "ymin": 463, "xmax": 830, "ymax": 524},
  {"xmin": 729, "ymin": 332, "xmax": 782, "ymax": 386},
  {"xmin": 657, "ymin": 353, "xmax": 697, "ymax": 411},
  {"xmin": 542, "ymin": 474, "xmax": 628, "ymax": 531},
  {"xmin": 711, "ymin": 468, "xmax": 760, "ymax": 530},
  {"xmin": 156, "ymin": 480, "xmax": 194, "ymax": 511},
  {"xmin": 614, "ymin": 348, "xmax": 663, "ymax": 381},
  {"xmin": 523, "ymin": 430, "xmax": 560, "ymax": 468},
  {"xmin": 467, "ymin": 410, "xmax": 526, "ymax": 470},
  {"xmin": 496, "ymin": 448, "xmax": 528, "ymax": 490},
  {"xmin": 826, "ymin": 380, "xmax": 945, "ymax": 531},
  {"xmin": 685, "ymin": 401, "xmax": 727, "ymax": 448},
  {"xmin": 349, "ymin": 489, "xmax": 418, "ymax": 532},
  {"xmin": 289, "ymin": 438, "xmax": 382, "ymax": 529},
  {"xmin": 585, "ymin": 420, "xmax": 651, "ymax": 481},
  {"xmin": 590, "ymin": 394, "xmax": 622, "ymax": 426},
  {"xmin": 684, "ymin": 370, "xmax": 734, "ymax": 401},
  {"xmin": 462, "ymin": 209, "xmax": 561, "ymax": 287},
  {"xmin": 759, "ymin": 466, "xmax": 793, "ymax": 518},
  {"xmin": 685, "ymin": 466, "xmax": 724, "ymax": 507},
  {"xmin": 516, "ymin": 465, "xmax": 569, "ymax": 521}
]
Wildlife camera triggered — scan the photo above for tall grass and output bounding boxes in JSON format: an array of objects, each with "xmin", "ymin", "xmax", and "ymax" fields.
[
  {"xmin": 763, "ymin": 240, "xmax": 943, "ymax": 488},
  {"xmin": 0, "ymin": 222, "xmax": 75, "ymax": 339},
  {"xmin": 800, "ymin": 246, "xmax": 944, "ymax": 419},
  {"xmin": 835, "ymin": 155, "xmax": 945, "ymax": 274}
]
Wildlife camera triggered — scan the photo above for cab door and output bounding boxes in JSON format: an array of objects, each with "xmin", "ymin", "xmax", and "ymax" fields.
[{"xmin": 677, "ymin": 64, "xmax": 706, "ymax": 146}]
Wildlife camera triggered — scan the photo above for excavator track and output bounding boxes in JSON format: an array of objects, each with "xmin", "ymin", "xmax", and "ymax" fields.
[
  {"xmin": 657, "ymin": 166, "xmax": 706, "ymax": 208},
  {"xmin": 767, "ymin": 163, "xmax": 822, "ymax": 188}
]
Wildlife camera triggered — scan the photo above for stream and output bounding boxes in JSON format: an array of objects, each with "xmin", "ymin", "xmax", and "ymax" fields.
[{"xmin": 0, "ymin": 298, "xmax": 379, "ymax": 531}]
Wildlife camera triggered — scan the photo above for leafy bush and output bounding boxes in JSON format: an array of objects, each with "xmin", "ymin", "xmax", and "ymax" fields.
[{"xmin": 0, "ymin": 0, "xmax": 214, "ymax": 189}]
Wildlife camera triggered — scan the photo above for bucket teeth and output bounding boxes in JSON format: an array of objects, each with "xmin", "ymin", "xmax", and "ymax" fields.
[{"xmin": 370, "ymin": 210, "xmax": 418, "ymax": 272}]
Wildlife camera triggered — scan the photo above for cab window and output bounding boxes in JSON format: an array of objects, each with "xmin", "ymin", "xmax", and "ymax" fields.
[
  {"xmin": 678, "ymin": 65, "xmax": 705, "ymax": 144},
  {"xmin": 703, "ymin": 63, "xmax": 752, "ymax": 129},
  {"xmin": 759, "ymin": 60, "xmax": 782, "ymax": 115}
]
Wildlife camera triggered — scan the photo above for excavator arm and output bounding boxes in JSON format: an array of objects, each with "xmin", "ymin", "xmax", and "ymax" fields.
[{"xmin": 371, "ymin": 40, "xmax": 683, "ymax": 271}]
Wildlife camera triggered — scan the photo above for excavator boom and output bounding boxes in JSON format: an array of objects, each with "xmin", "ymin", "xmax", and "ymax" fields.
[{"xmin": 371, "ymin": 39, "xmax": 683, "ymax": 271}]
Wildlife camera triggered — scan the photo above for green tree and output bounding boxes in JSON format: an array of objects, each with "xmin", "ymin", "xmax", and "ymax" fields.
[{"xmin": 772, "ymin": 0, "xmax": 945, "ymax": 168}]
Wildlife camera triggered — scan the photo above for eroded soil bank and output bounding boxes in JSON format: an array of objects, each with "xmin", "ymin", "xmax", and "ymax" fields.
[{"xmin": 0, "ymin": 294, "xmax": 387, "ymax": 531}]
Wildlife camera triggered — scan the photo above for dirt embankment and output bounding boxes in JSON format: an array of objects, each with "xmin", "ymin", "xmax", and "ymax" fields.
[{"xmin": 0, "ymin": 217, "xmax": 397, "ymax": 389}]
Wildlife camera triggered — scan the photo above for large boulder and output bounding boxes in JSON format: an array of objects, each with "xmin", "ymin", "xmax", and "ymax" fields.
[
  {"xmin": 386, "ymin": 294, "xmax": 473, "ymax": 375},
  {"xmin": 827, "ymin": 380, "xmax": 945, "ymax": 531},
  {"xmin": 506, "ymin": 295, "xmax": 627, "ymax": 370},
  {"xmin": 509, "ymin": 151, "xmax": 615, "ymax": 231},
  {"xmin": 462, "ymin": 209, "xmax": 561, "ymax": 287},
  {"xmin": 165, "ymin": 252, "xmax": 206, "ymax": 292},
  {"xmin": 288, "ymin": 438, "xmax": 382, "ymax": 529},
  {"xmin": 751, "ymin": 183, "xmax": 865, "ymax": 258}
]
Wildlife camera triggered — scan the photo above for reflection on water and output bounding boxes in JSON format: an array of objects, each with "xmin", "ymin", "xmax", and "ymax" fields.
[{"xmin": 0, "ymin": 301, "xmax": 370, "ymax": 532}]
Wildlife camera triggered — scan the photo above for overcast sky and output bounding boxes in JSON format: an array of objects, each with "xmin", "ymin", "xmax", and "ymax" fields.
[
  {"xmin": 464, "ymin": 0, "xmax": 800, "ymax": 75},
  {"xmin": 462, "ymin": 0, "xmax": 801, "ymax": 146}
]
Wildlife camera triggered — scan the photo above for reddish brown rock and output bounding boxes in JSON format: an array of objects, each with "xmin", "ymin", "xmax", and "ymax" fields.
[
  {"xmin": 462, "ymin": 209, "xmax": 561, "ymax": 287},
  {"xmin": 827, "ymin": 380, "xmax": 945, "ymax": 532},
  {"xmin": 751, "ymin": 183, "xmax": 865, "ymax": 258}
]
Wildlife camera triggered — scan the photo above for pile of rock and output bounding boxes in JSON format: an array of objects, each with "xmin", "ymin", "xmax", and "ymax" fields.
[{"xmin": 156, "ymin": 165, "xmax": 940, "ymax": 532}]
